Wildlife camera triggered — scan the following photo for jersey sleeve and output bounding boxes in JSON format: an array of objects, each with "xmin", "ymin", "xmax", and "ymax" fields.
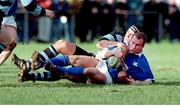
[
  {"xmin": 20, "ymin": 0, "xmax": 46, "ymax": 16},
  {"xmin": 99, "ymin": 31, "xmax": 124, "ymax": 42}
]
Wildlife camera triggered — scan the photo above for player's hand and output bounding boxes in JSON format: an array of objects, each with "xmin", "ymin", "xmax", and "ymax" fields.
[
  {"xmin": 126, "ymin": 76, "xmax": 137, "ymax": 85},
  {"xmin": 115, "ymin": 44, "xmax": 129, "ymax": 63},
  {"xmin": 45, "ymin": 9, "xmax": 55, "ymax": 19}
]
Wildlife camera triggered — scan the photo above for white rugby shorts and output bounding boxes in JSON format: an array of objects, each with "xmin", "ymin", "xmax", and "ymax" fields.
[
  {"xmin": 2, "ymin": 16, "xmax": 17, "ymax": 28},
  {"xmin": 96, "ymin": 60, "xmax": 113, "ymax": 84}
]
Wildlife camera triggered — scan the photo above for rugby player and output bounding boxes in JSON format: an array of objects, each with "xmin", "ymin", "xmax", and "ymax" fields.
[
  {"xmin": 15, "ymin": 32, "xmax": 154, "ymax": 85},
  {"xmin": 12, "ymin": 25, "xmax": 142, "ymax": 72}
]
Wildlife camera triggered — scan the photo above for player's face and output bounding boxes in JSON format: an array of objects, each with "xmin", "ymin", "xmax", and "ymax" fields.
[
  {"xmin": 124, "ymin": 28, "xmax": 135, "ymax": 44},
  {"xmin": 129, "ymin": 36, "xmax": 144, "ymax": 54}
]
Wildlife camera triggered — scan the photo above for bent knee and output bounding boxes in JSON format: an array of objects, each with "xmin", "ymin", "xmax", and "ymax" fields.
[
  {"xmin": 68, "ymin": 55, "xmax": 79, "ymax": 65},
  {"xmin": 54, "ymin": 39, "xmax": 71, "ymax": 48},
  {"xmin": 53, "ymin": 39, "xmax": 75, "ymax": 54},
  {"xmin": 7, "ymin": 41, "xmax": 16, "ymax": 51},
  {"xmin": 84, "ymin": 67, "xmax": 97, "ymax": 76}
]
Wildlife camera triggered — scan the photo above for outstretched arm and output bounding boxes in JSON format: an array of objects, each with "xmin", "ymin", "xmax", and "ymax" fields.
[
  {"xmin": 96, "ymin": 40, "xmax": 119, "ymax": 50},
  {"xmin": 126, "ymin": 76, "xmax": 153, "ymax": 85},
  {"xmin": 20, "ymin": 0, "xmax": 55, "ymax": 18}
]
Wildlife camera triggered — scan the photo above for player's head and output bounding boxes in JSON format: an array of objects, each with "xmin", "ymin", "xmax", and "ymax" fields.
[
  {"xmin": 123, "ymin": 25, "xmax": 143, "ymax": 44},
  {"xmin": 128, "ymin": 32, "xmax": 147, "ymax": 54}
]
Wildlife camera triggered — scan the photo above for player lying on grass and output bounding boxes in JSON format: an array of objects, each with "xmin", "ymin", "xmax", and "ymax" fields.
[
  {"xmin": 0, "ymin": 0, "xmax": 55, "ymax": 65},
  {"xmin": 14, "ymin": 41, "xmax": 128, "ymax": 84},
  {"xmin": 11, "ymin": 25, "xmax": 142, "ymax": 72},
  {"xmin": 13, "ymin": 32, "xmax": 155, "ymax": 85}
]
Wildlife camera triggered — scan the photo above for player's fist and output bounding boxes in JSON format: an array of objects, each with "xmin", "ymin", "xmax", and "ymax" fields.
[{"xmin": 45, "ymin": 9, "xmax": 55, "ymax": 19}]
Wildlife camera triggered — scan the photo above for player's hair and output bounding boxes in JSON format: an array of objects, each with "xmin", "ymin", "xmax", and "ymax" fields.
[{"xmin": 133, "ymin": 32, "xmax": 147, "ymax": 46}]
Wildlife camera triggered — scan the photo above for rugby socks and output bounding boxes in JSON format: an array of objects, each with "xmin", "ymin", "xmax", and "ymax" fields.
[
  {"xmin": 39, "ymin": 45, "xmax": 58, "ymax": 61},
  {"xmin": 74, "ymin": 46, "xmax": 95, "ymax": 56},
  {"xmin": 24, "ymin": 0, "xmax": 46, "ymax": 16},
  {"xmin": 50, "ymin": 55, "xmax": 70, "ymax": 67},
  {"xmin": 29, "ymin": 71, "xmax": 60, "ymax": 81},
  {"xmin": 55, "ymin": 66, "xmax": 84, "ymax": 78},
  {"xmin": 24, "ymin": 45, "xmax": 57, "ymax": 70}
]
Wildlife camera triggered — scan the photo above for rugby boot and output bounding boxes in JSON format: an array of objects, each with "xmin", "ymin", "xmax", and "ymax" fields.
[
  {"xmin": 12, "ymin": 54, "xmax": 31, "ymax": 71},
  {"xmin": 18, "ymin": 68, "xmax": 31, "ymax": 82},
  {"xmin": 31, "ymin": 51, "xmax": 44, "ymax": 70}
]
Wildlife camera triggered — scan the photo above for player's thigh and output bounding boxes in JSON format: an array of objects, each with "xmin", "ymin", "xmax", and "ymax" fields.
[
  {"xmin": 0, "ymin": 25, "xmax": 17, "ymax": 45},
  {"xmin": 84, "ymin": 67, "xmax": 106, "ymax": 84},
  {"xmin": 69, "ymin": 55, "xmax": 98, "ymax": 68}
]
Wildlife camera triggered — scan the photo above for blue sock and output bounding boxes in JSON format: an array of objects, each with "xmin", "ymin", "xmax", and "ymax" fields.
[
  {"xmin": 55, "ymin": 66, "xmax": 84, "ymax": 78},
  {"xmin": 50, "ymin": 55, "xmax": 70, "ymax": 67}
]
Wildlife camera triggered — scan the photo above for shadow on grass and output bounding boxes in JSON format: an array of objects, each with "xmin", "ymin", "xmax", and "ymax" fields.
[
  {"xmin": 0, "ymin": 80, "xmax": 106, "ymax": 88},
  {"xmin": 154, "ymin": 81, "xmax": 180, "ymax": 86},
  {"xmin": 2, "ymin": 80, "xmax": 180, "ymax": 88}
]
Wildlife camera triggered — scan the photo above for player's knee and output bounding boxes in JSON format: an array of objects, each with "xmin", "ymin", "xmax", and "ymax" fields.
[
  {"xmin": 84, "ymin": 68, "xmax": 96, "ymax": 76},
  {"xmin": 9, "ymin": 41, "xmax": 16, "ymax": 51},
  {"xmin": 55, "ymin": 39, "xmax": 69, "ymax": 48},
  {"xmin": 118, "ymin": 71, "xmax": 127, "ymax": 82},
  {"xmin": 68, "ymin": 55, "xmax": 79, "ymax": 65},
  {"xmin": 84, "ymin": 68, "xmax": 105, "ymax": 84},
  {"xmin": 54, "ymin": 39, "xmax": 74, "ymax": 54}
]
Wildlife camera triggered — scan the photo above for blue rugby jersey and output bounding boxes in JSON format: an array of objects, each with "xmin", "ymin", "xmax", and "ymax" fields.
[
  {"xmin": 0, "ymin": 0, "xmax": 45, "ymax": 16},
  {"xmin": 124, "ymin": 53, "xmax": 154, "ymax": 82}
]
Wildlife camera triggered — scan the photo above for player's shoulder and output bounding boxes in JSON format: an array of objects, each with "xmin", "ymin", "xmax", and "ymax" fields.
[
  {"xmin": 99, "ymin": 30, "xmax": 124, "ymax": 42},
  {"xmin": 110, "ymin": 30, "xmax": 124, "ymax": 37}
]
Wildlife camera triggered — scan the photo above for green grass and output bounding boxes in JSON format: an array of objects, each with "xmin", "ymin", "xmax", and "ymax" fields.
[{"xmin": 0, "ymin": 40, "xmax": 180, "ymax": 104}]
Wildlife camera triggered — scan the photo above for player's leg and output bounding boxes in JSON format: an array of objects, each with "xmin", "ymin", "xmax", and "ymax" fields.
[
  {"xmin": 17, "ymin": 62, "xmax": 62, "ymax": 82},
  {"xmin": 68, "ymin": 55, "xmax": 98, "ymax": 68},
  {"xmin": 18, "ymin": 68, "xmax": 61, "ymax": 82},
  {"xmin": 83, "ymin": 67, "xmax": 106, "ymax": 84},
  {"xmin": 32, "ymin": 39, "xmax": 94, "ymax": 63},
  {"xmin": 53, "ymin": 39, "xmax": 94, "ymax": 56},
  {"xmin": 0, "ymin": 22, "xmax": 17, "ymax": 64},
  {"xmin": 44, "ymin": 61, "xmax": 87, "ymax": 83},
  {"xmin": 12, "ymin": 39, "xmax": 94, "ymax": 70},
  {"xmin": 12, "ymin": 53, "xmax": 70, "ymax": 70},
  {"xmin": 30, "ymin": 54, "xmax": 98, "ymax": 70}
]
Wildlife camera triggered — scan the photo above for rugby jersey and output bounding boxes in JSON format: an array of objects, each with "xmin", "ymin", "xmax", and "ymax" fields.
[
  {"xmin": 124, "ymin": 53, "xmax": 155, "ymax": 82},
  {"xmin": 99, "ymin": 30, "xmax": 124, "ymax": 43},
  {"xmin": 0, "ymin": 0, "xmax": 45, "ymax": 16}
]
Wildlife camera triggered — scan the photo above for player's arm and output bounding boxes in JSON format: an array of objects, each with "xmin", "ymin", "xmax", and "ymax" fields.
[
  {"xmin": 96, "ymin": 31, "xmax": 123, "ymax": 50},
  {"xmin": 126, "ymin": 76, "xmax": 153, "ymax": 85},
  {"xmin": 96, "ymin": 40, "xmax": 119, "ymax": 50},
  {"xmin": 20, "ymin": 0, "xmax": 55, "ymax": 19}
]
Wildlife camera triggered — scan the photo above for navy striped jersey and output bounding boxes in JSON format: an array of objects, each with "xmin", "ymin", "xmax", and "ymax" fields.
[
  {"xmin": 99, "ymin": 30, "xmax": 124, "ymax": 42},
  {"xmin": 0, "ymin": 0, "xmax": 45, "ymax": 16}
]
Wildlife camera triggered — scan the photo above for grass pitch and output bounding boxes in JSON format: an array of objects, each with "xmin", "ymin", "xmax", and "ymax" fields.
[{"xmin": 0, "ymin": 40, "xmax": 180, "ymax": 105}]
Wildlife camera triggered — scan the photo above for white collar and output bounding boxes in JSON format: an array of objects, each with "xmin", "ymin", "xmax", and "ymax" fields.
[{"xmin": 135, "ymin": 52, "xmax": 143, "ymax": 57}]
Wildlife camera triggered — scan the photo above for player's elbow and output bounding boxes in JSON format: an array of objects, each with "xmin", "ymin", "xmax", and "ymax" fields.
[
  {"xmin": 117, "ymin": 71, "xmax": 127, "ymax": 83},
  {"xmin": 96, "ymin": 40, "xmax": 105, "ymax": 50},
  {"xmin": 9, "ymin": 41, "xmax": 17, "ymax": 51}
]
